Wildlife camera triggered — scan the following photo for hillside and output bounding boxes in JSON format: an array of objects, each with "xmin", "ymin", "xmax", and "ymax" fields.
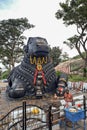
[{"xmin": 55, "ymin": 58, "xmax": 84, "ymax": 74}]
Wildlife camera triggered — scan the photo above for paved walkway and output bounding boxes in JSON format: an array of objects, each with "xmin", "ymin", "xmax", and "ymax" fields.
[{"xmin": 52, "ymin": 119, "xmax": 87, "ymax": 130}]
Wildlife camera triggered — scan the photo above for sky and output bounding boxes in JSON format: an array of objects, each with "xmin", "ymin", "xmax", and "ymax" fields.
[{"xmin": 0, "ymin": 0, "xmax": 79, "ymax": 58}]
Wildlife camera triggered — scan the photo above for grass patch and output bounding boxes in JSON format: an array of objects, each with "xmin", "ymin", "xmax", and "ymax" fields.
[
  {"xmin": 56, "ymin": 71, "xmax": 87, "ymax": 82},
  {"xmin": 69, "ymin": 74, "xmax": 87, "ymax": 82}
]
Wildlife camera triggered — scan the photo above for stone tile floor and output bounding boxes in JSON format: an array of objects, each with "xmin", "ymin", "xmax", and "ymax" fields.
[{"xmin": 52, "ymin": 119, "xmax": 87, "ymax": 130}]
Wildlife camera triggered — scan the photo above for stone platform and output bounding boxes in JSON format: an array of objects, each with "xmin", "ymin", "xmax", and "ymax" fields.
[{"xmin": 0, "ymin": 82, "xmax": 61, "ymax": 119}]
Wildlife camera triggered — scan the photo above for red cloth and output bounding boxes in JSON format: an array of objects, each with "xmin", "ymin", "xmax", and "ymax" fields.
[
  {"xmin": 34, "ymin": 69, "xmax": 38, "ymax": 85},
  {"xmin": 34, "ymin": 69, "xmax": 46, "ymax": 85}
]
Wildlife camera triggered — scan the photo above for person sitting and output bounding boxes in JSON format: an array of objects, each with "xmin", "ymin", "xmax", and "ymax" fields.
[{"xmin": 64, "ymin": 89, "xmax": 73, "ymax": 108}]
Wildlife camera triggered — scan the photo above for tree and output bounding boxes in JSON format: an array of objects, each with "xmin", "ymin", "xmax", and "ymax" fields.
[
  {"xmin": 49, "ymin": 46, "xmax": 62, "ymax": 67},
  {"xmin": 61, "ymin": 52, "xmax": 69, "ymax": 62},
  {"xmin": 55, "ymin": 0, "xmax": 87, "ymax": 77},
  {"xmin": 0, "ymin": 18, "xmax": 34, "ymax": 71}
]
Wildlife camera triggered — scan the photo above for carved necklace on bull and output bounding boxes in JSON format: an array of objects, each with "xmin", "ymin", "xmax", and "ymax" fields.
[{"xmin": 30, "ymin": 56, "xmax": 47, "ymax": 85}]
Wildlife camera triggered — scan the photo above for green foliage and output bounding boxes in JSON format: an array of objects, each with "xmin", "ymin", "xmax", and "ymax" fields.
[
  {"xmin": 61, "ymin": 52, "xmax": 69, "ymax": 62},
  {"xmin": 56, "ymin": 0, "xmax": 87, "ymax": 25},
  {"xmin": 0, "ymin": 17, "xmax": 34, "ymax": 71},
  {"xmin": 49, "ymin": 46, "xmax": 62, "ymax": 67},
  {"xmin": 55, "ymin": 0, "xmax": 87, "ymax": 77},
  {"xmin": 1, "ymin": 70, "xmax": 9, "ymax": 79},
  {"xmin": 56, "ymin": 71, "xmax": 61, "ymax": 77},
  {"xmin": 69, "ymin": 74, "xmax": 87, "ymax": 82},
  {"xmin": 56, "ymin": 71, "xmax": 87, "ymax": 82},
  {"xmin": 72, "ymin": 52, "xmax": 86, "ymax": 59}
]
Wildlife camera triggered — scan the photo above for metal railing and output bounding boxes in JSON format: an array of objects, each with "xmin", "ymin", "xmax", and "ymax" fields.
[
  {"xmin": 0, "ymin": 96, "xmax": 87, "ymax": 130},
  {"xmin": 0, "ymin": 102, "xmax": 50, "ymax": 130}
]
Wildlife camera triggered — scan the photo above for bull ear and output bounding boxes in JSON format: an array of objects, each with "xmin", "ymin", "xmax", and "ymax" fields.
[{"xmin": 27, "ymin": 37, "xmax": 32, "ymax": 52}]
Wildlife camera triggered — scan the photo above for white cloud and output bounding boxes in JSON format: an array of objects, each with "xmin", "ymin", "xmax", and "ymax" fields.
[{"xmin": 0, "ymin": 0, "xmax": 78, "ymax": 57}]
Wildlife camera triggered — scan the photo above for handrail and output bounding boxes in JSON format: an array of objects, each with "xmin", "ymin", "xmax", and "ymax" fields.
[
  {"xmin": 0, "ymin": 105, "xmax": 22, "ymax": 121},
  {"xmin": 0, "ymin": 104, "xmax": 46, "ymax": 121},
  {"xmin": 8, "ymin": 117, "xmax": 47, "ymax": 130}
]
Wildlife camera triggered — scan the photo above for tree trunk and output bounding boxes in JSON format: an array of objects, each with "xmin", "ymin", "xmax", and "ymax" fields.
[{"xmin": 83, "ymin": 61, "xmax": 87, "ymax": 77}]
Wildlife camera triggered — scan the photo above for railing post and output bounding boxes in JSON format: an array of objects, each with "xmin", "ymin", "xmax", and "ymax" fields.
[
  {"xmin": 48, "ymin": 105, "xmax": 52, "ymax": 130},
  {"xmin": 23, "ymin": 101, "xmax": 26, "ymax": 130},
  {"xmin": 83, "ymin": 96, "xmax": 86, "ymax": 119}
]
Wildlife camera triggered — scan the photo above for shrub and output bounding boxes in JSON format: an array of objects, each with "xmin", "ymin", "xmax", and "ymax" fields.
[
  {"xmin": 1, "ymin": 70, "xmax": 9, "ymax": 79},
  {"xmin": 69, "ymin": 74, "xmax": 87, "ymax": 82},
  {"xmin": 56, "ymin": 71, "xmax": 61, "ymax": 76}
]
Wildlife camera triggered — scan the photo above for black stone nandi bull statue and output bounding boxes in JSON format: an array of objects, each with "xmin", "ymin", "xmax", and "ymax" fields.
[
  {"xmin": 6, "ymin": 37, "xmax": 68, "ymax": 98},
  {"xmin": 6, "ymin": 37, "xmax": 57, "ymax": 98}
]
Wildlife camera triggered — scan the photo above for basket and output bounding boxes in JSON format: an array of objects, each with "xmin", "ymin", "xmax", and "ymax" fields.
[{"xmin": 64, "ymin": 108, "xmax": 85, "ymax": 122}]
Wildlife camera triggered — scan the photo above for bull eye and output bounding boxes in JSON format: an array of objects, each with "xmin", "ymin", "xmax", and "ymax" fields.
[{"xmin": 37, "ymin": 42, "xmax": 43, "ymax": 45}]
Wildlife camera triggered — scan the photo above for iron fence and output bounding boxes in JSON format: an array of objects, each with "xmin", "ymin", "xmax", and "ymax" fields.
[{"xmin": 0, "ymin": 95, "xmax": 87, "ymax": 130}]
